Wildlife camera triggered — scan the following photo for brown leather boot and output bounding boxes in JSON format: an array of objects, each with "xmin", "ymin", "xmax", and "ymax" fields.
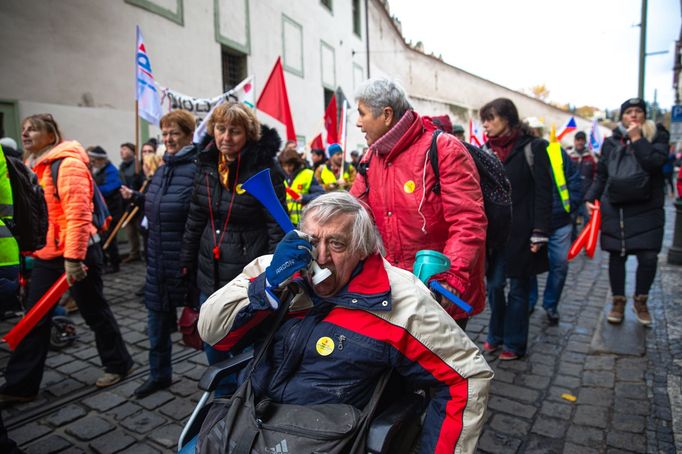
[
  {"xmin": 633, "ymin": 294, "xmax": 652, "ymax": 326},
  {"xmin": 607, "ymin": 296, "xmax": 626, "ymax": 324}
]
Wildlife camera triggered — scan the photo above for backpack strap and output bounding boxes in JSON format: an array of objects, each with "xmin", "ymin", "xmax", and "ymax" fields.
[
  {"xmin": 50, "ymin": 158, "xmax": 64, "ymax": 200},
  {"xmin": 429, "ymin": 130, "xmax": 442, "ymax": 195},
  {"xmin": 523, "ymin": 142, "xmax": 534, "ymax": 170},
  {"xmin": 355, "ymin": 149, "xmax": 374, "ymax": 197}
]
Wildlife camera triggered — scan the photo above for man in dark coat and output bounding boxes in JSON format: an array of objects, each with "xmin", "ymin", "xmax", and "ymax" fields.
[
  {"xmin": 569, "ymin": 131, "xmax": 597, "ymax": 238},
  {"xmin": 89, "ymin": 146, "xmax": 123, "ymax": 273},
  {"xmin": 118, "ymin": 142, "xmax": 144, "ymax": 262}
]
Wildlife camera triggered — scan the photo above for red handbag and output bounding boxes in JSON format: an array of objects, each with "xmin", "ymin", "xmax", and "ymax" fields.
[{"xmin": 178, "ymin": 306, "xmax": 203, "ymax": 350}]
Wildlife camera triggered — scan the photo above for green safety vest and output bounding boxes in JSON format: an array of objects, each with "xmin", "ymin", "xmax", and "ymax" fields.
[
  {"xmin": 547, "ymin": 142, "xmax": 570, "ymax": 213},
  {"xmin": 285, "ymin": 168, "xmax": 314, "ymax": 226},
  {"xmin": 0, "ymin": 146, "xmax": 20, "ymax": 267}
]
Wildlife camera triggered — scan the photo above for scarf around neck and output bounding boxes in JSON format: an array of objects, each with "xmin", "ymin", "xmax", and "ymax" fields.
[
  {"xmin": 487, "ymin": 128, "xmax": 520, "ymax": 162},
  {"xmin": 372, "ymin": 110, "xmax": 417, "ymax": 156}
]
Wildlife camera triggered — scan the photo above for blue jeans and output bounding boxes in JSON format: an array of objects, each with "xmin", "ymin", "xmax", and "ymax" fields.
[
  {"xmin": 200, "ymin": 292, "xmax": 238, "ymax": 397},
  {"xmin": 147, "ymin": 308, "xmax": 176, "ymax": 381},
  {"xmin": 486, "ymin": 252, "xmax": 531, "ymax": 356},
  {"xmin": 528, "ymin": 223, "xmax": 572, "ymax": 312}
]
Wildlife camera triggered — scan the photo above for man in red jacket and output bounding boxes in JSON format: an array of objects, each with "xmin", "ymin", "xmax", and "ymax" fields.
[{"xmin": 350, "ymin": 78, "xmax": 487, "ymax": 329}]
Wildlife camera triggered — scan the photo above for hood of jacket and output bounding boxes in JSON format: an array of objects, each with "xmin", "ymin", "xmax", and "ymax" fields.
[{"xmin": 197, "ymin": 124, "xmax": 281, "ymax": 168}]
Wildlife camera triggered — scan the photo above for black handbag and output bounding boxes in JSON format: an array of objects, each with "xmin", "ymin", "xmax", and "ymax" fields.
[
  {"xmin": 197, "ymin": 293, "xmax": 391, "ymax": 454},
  {"xmin": 606, "ymin": 143, "xmax": 651, "ymax": 204}
]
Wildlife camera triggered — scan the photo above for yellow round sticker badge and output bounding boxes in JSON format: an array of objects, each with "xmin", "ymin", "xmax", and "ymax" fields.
[
  {"xmin": 316, "ymin": 337, "xmax": 335, "ymax": 356},
  {"xmin": 235, "ymin": 184, "xmax": 246, "ymax": 195},
  {"xmin": 403, "ymin": 180, "xmax": 415, "ymax": 194}
]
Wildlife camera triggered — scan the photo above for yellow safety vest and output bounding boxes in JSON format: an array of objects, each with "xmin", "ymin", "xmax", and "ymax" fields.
[
  {"xmin": 319, "ymin": 165, "xmax": 351, "ymax": 186},
  {"xmin": 0, "ymin": 146, "xmax": 20, "ymax": 267},
  {"xmin": 547, "ymin": 142, "xmax": 570, "ymax": 213},
  {"xmin": 285, "ymin": 168, "xmax": 314, "ymax": 226}
]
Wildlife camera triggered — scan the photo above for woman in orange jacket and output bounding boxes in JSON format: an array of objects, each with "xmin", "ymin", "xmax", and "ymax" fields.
[{"xmin": 0, "ymin": 114, "xmax": 132, "ymax": 404}]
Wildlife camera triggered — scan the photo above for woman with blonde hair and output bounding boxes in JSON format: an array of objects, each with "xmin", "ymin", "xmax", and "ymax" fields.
[
  {"xmin": 0, "ymin": 114, "xmax": 132, "ymax": 403},
  {"xmin": 180, "ymin": 102, "xmax": 285, "ymax": 395},
  {"xmin": 584, "ymin": 98, "xmax": 668, "ymax": 326}
]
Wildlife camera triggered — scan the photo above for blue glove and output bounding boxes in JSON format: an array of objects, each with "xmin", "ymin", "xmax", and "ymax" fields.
[{"xmin": 265, "ymin": 230, "xmax": 313, "ymax": 289}]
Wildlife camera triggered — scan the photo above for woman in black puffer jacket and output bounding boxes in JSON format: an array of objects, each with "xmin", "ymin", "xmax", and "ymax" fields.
[
  {"xmin": 585, "ymin": 98, "xmax": 668, "ymax": 327},
  {"xmin": 121, "ymin": 110, "xmax": 199, "ymax": 398},
  {"xmin": 180, "ymin": 102, "xmax": 285, "ymax": 393}
]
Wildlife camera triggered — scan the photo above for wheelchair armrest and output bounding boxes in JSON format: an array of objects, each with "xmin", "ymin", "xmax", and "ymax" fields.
[
  {"xmin": 367, "ymin": 391, "xmax": 425, "ymax": 454},
  {"xmin": 198, "ymin": 350, "xmax": 255, "ymax": 392}
]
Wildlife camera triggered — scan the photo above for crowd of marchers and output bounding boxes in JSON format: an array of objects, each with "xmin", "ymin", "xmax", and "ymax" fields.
[{"xmin": 0, "ymin": 77, "xmax": 672, "ymax": 453}]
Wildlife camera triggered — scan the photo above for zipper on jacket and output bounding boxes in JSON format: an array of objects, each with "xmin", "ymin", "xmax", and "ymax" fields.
[
  {"xmin": 618, "ymin": 208, "xmax": 625, "ymax": 257},
  {"xmin": 337, "ymin": 335, "xmax": 346, "ymax": 351}
]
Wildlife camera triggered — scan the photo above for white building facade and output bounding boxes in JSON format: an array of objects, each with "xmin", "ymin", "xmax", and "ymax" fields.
[
  {"xmin": 0, "ymin": 0, "xmax": 604, "ymax": 165},
  {"xmin": 0, "ymin": 0, "xmax": 369, "ymax": 163}
]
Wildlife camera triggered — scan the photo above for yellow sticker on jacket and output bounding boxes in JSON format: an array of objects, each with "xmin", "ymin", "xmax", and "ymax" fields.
[
  {"xmin": 236, "ymin": 184, "xmax": 246, "ymax": 195},
  {"xmin": 316, "ymin": 337, "xmax": 335, "ymax": 356},
  {"xmin": 403, "ymin": 180, "xmax": 416, "ymax": 193}
]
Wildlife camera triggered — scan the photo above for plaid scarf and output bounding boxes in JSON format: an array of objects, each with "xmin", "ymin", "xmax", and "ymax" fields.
[{"xmin": 372, "ymin": 110, "xmax": 417, "ymax": 156}]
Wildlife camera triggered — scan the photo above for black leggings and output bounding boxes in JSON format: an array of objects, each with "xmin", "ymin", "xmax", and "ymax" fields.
[{"xmin": 608, "ymin": 251, "xmax": 658, "ymax": 296}]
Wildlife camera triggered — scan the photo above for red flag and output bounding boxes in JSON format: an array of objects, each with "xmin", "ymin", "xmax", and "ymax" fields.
[
  {"xmin": 256, "ymin": 57, "xmax": 297, "ymax": 141},
  {"xmin": 324, "ymin": 95, "xmax": 338, "ymax": 145},
  {"xmin": 311, "ymin": 133, "xmax": 324, "ymax": 150}
]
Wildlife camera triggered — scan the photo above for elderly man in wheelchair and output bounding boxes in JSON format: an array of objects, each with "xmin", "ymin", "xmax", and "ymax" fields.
[{"xmin": 178, "ymin": 192, "xmax": 492, "ymax": 453}]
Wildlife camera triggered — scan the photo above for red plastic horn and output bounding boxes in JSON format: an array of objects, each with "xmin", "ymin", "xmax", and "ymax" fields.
[
  {"xmin": 568, "ymin": 223, "xmax": 590, "ymax": 261},
  {"xmin": 585, "ymin": 201, "xmax": 601, "ymax": 258},
  {"xmin": 3, "ymin": 274, "xmax": 69, "ymax": 350}
]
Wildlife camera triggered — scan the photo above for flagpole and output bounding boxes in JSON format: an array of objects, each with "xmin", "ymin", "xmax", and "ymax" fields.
[
  {"xmin": 339, "ymin": 101, "xmax": 349, "ymax": 180},
  {"xmin": 135, "ymin": 100, "xmax": 140, "ymax": 174}
]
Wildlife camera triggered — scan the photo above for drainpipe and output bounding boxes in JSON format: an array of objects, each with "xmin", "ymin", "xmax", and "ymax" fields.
[{"xmin": 365, "ymin": 0, "xmax": 370, "ymax": 78}]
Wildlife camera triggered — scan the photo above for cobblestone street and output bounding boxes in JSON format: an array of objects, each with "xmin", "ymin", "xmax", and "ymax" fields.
[{"xmin": 1, "ymin": 201, "xmax": 681, "ymax": 453}]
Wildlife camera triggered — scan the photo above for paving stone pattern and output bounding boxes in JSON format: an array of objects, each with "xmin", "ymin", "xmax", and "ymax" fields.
[{"xmin": 2, "ymin": 200, "xmax": 681, "ymax": 453}]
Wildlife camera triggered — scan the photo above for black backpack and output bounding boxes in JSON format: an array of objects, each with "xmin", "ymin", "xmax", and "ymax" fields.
[
  {"xmin": 51, "ymin": 158, "xmax": 113, "ymax": 233},
  {"xmin": 428, "ymin": 130, "xmax": 512, "ymax": 251},
  {"xmin": 4, "ymin": 155, "xmax": 49, "ymax": 252},
  {"xmin": 356, "ymin": 131, "xmax": 513, "ymax": 251}
]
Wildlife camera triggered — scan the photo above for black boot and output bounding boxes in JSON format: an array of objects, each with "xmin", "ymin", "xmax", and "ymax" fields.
[{"xmin": 134, "ymin": 377, "xmax": 172, "ymax": 398}]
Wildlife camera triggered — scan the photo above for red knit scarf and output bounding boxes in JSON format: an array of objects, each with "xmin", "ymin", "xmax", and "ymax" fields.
[{"xmin": 487, "ymin": 129, "xmax": 520, "ymax": 162}]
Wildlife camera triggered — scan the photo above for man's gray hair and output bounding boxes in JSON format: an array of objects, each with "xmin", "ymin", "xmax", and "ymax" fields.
[
  {"xmin": 301, "ymin": 192, "xmax": 384, "ymax": 258},
  {"xmin": 354, "ymin": 78, "xmax": 412, "ymax": 120}
]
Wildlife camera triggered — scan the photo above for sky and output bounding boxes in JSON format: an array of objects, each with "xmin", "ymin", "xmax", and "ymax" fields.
[{"xmin": 388, "ymin": 0, "xmax": 681, "ymax": 112}]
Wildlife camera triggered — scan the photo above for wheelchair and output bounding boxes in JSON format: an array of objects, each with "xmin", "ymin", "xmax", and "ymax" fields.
[{"xmin": 177, "ymin": 350, "xmax": 425, "ymax": 453}]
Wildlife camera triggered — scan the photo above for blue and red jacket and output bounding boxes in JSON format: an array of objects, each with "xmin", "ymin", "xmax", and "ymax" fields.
[{"xmin": 199, "ymin": 254, "xmax": 493, "ymax": 453}]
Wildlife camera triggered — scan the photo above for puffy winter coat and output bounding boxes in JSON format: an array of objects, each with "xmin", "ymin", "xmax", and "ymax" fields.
[
  {"xmin": 143, "ymin": 145, "xmax": 198, "ymax": 311},
  {"xmin": 489, "ymin": 134, "xmax": 553, "ymax": 278},
  {"xmin": 350, "ymin": 111, "xmax": 487, "ymax": 319},
  {"xmin": 199, "ymin": 254, "xmax": 493, "ymax": 454},
  {"xmin": 31, "ymin": 141, "xmax": 97, "ymax": 261},
  {"xmin": 180, "ymin": 125, "xmax": 286, "ymax": 295},
  {"xmin": 584, "ymin": 123, "xmax": 667, "ymax": 253}
]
